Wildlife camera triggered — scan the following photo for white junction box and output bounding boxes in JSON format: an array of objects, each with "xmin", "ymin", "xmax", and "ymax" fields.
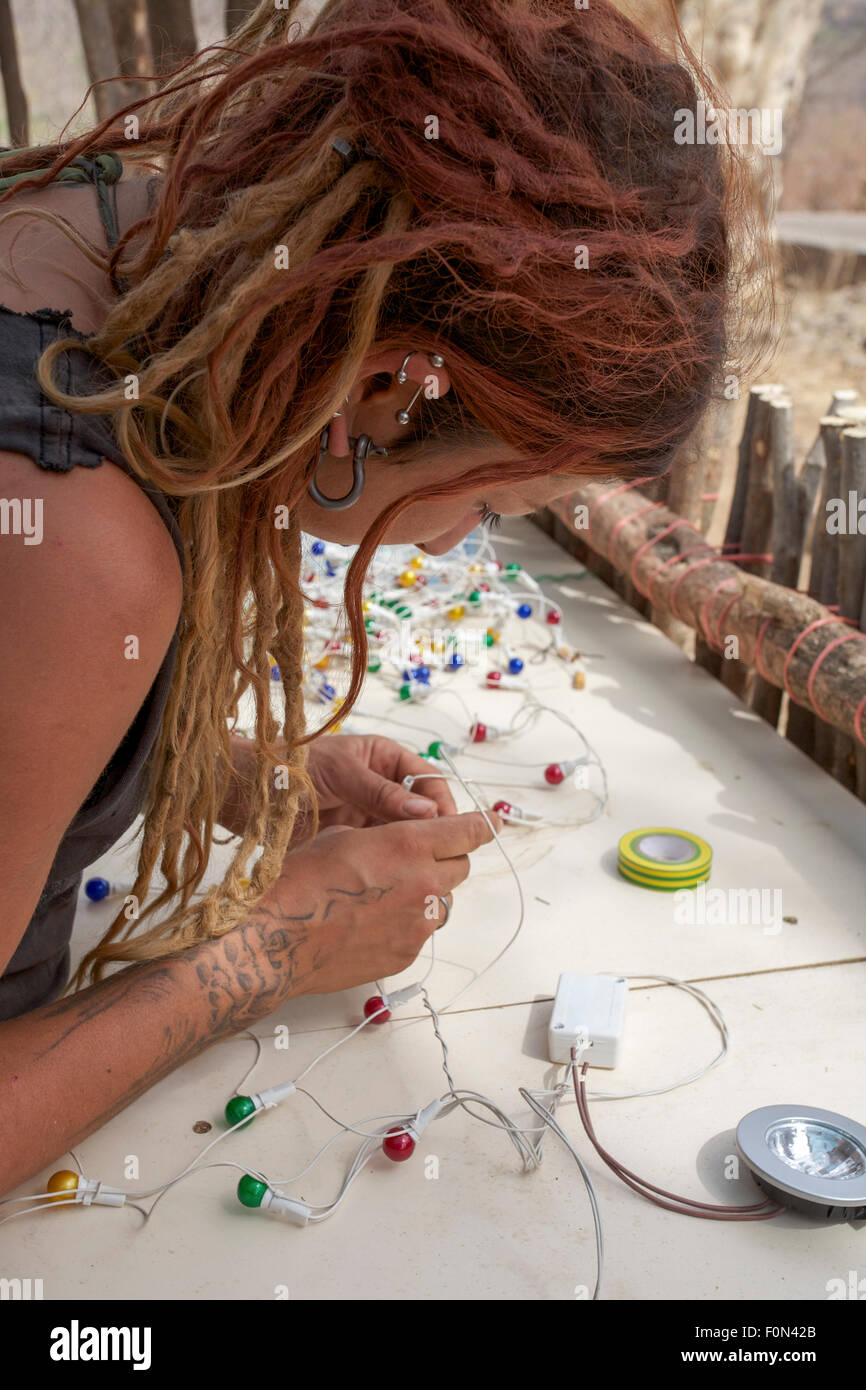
[{"xmin": 548, "ymin": 973, "xmax": 628, "ymax": 1067}]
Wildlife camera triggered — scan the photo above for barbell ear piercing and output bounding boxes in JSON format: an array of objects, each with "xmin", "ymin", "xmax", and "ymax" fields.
[
  {"xmin": 395, "ymin": 350, "xmax": 445, "ymax": 385},
  {"xmin": 394, "ymin": 351, "xmax": 447, "ymax": 424},
  {"xmin": 396, "ymin": 384, "xmax": 424, "ymax": 426}
]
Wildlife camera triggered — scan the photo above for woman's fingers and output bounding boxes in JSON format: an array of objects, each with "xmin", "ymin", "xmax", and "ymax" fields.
[
  {"xmin": 420, "ymin": 809, "xmax": 502, "ymax": 860},
  {"xmin": 370, "ymin": 737, "xmax": 459, "ymax": 818}
]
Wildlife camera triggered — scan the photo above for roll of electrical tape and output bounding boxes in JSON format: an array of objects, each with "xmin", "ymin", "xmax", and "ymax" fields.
[{"xmin": 617, "ymin": 827, "xmax": 711, "ymax": 891}]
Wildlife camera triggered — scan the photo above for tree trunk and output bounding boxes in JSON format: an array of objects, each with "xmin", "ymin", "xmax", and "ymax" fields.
[
  {"xmin": 73, "ymin": 0, "xmax": 126, "ymax": 123},
  {"xmin": 546, "ymin": 484, "xmax": 866, "ymax": 748},
  {"xmin": 147, "ymin": 0, "xmax": 198, "ymax": 79},
  {"xmin": 107, "ymin": 0, "xmax": 154, "ymax": 106},
  {"xmin": 0, "ymin": 0, "xmax": 27, "ymax": 146}
]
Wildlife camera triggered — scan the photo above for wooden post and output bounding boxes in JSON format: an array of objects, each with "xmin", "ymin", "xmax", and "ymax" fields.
[
  {"xmin": 785, "ymin": 413, "xmax": 830, "ymax": 758},
  {"xmin": 752, "ymin": 398, "xmax": 799, "ymax": 726},
  {"xmin": 721, "ymin": 387, "xmax": 784, "ymax": 699},
  {"xmin": 812, "ymin": 418, "xmax": 848, "ymax": 773},
  {"xmin": 834, "ymin": 427, "xmax": 866, "ymax": 793}
]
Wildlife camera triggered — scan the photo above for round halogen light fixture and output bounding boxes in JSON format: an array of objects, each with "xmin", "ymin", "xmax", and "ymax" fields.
[{"xmin": 737, "ymin": 1105, "xmax": 866, "ymax": 1222}]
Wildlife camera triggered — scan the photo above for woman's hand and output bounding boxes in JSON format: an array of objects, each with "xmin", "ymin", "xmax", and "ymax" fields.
[
  {"xmin": 305, "ymin": 733, "xmax": 457, "ymax": 829},
  {"xmin": 248, "ymin": 810, "xmax": 500, "ymax": 999},
  {"xmin": 217, "ymin": 732, "xmax": 457, "ymax": 841}
]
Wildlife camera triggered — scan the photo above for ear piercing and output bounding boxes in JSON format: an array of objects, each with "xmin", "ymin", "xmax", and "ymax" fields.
[
  {"xmin": 394, "ymin": 351, "xmax": 446, "ymax": 425},
  {"xmin": 307, "ymin": 349, "xmax": 446, "ymax": 509},
  {"xmin": 307, "ymin": 424, "xmax": 389, "ymax": 511}
]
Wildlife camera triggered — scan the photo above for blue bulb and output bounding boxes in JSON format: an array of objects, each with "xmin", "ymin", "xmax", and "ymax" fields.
[
  {"xmin": 321, "ymin": 683, "xmax": 336, "ymax": 699},
  {"xmin": 414, "ymin": 665, "xmax": 431, "ymax": 682},
  {"xmin": 311, "ymin": 540, "xmax": 325, "ymax": 555},
  {"xmin": 85, "ymin": 877, "xmax": 111, "ymax": 902},
  {"xmin": 508, "ymin": 656, "xmax": 524, "ymax": 674},
  {"xmin": 325, "ymin": 562, "xmax": 337, "ymax": 577},
  {"xmin": 270, "ymin": 665, "xmax": 281, "ymax": 680},
  {"xmin": 517, "ymin": 603, "xmax": 532, "ymax": 619},
  {"xmin": 402, "ymin": 668, "xmax": 412, "ymax": 682},
  {"xmin": 447, "ymin": 653, "xmax": 464, "ymax": 669}
]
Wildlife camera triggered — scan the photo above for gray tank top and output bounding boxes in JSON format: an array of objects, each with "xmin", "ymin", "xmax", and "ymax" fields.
[{"xmin": 0, "ymin": 303, "xmax": 185, "ymax": 1020}]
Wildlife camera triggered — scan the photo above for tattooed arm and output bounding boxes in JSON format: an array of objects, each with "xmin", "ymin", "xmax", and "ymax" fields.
[
  {"xmin": 0, "ymin": 904, "xmax": 310, "ymax": 1199},
  {"xmin": 0, "ymin": 810, "xmax": 496, "ymax": 1199}
]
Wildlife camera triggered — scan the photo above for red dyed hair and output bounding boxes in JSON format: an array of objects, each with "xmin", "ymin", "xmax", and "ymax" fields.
[{"xmin": 0, "ymin": 0, "xmax": 772, "ymax": 978}]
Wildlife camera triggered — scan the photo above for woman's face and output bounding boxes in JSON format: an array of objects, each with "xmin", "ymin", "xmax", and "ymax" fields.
[{"xmin": 292, "ymin": 365, "xmax": 580, "ymax": 553}]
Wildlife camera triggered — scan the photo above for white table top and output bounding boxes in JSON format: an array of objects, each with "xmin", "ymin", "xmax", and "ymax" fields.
[{"xmin": 4, "ymin": 518, "xmax": 865, "ymax": 1299}]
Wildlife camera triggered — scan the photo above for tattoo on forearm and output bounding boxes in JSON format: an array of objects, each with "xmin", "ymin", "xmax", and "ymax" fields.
[{"xmin": 14, "ymin": 878, "xmax": 394, "ymax": 1161}]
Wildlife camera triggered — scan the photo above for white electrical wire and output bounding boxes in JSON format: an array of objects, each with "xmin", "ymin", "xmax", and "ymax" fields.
[{"xmin": 7, "ymin": 529, "xmax": 732, "ymax": 1309}]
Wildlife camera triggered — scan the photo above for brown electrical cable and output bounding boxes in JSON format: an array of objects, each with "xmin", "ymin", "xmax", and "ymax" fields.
[{"xmin": 571, "ymin": 1053, "xmax": 785, "ymax": 1222}]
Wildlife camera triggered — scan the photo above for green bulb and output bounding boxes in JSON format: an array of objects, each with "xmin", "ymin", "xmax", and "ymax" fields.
[
  {"xmin": 395, "ymin": 604, "xmax": 412, "ymax": 618},
  {"xmin": 484, "ymin": 632, "xmax": 495, "ymax": 646},
  {"xmin": 225, "ymin": 1094, "xmax": 257, "ymax": 1130},
  {"xmin": 364, "ymin": 618, "xmax": 375, "ymax": 632},
  {"xmin": 399, "ymin": 684, "xmax": 412, "ymax": 700},
  {"xmin": 237, "ymin": 1175, "xmax": 267, "ymax": 1208},
  {"xmin": 505, "ymin": 562, "xmax": 521, "ymax": 578},
  {"xmin": 427, "ymin": 740, "xmax": 443, "ymax": 759},
  {"xmin": 468, "ymin": 590, "xmax": 481, "ymax": 603},
  {"xmin": 367, "ymin": 658, "xmax": 381, "ymax": 673}
]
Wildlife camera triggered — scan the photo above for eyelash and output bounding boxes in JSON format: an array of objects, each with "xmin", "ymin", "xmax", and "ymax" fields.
[{"xmin": 478, "ymin": 501, "xmax": 502, "ymax": 531}]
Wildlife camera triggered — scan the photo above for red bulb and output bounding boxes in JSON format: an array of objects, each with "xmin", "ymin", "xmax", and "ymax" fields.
[
  {"xmin": 492, "ymin": 800, "xmax": 512, "ymax": 815},
  {"xmin": 364, "ymin": 995, "xmax": 391, "ymax": 1024},
  {"xmin": 486, "ymin": 671, "xmax": 502, "ymax": 684},
  {"xmin": 383, "ymin": 1127, "xmax": 416, "ymax": 1161},
  {"xmin": 313, "ymin": 598, "xmax": 330, "ymax": 609},
  {"xmin": 472, "ymin": 722, "xmax": 487, "ymax": 743},
  {"xmin": 479, "ymin": 582, "xmax": 490, "ymax": 592},
  {"xmin": 544, "ymin": 763, "xmax": 565, "ymax": 785},
  {"xmin": 546, "ymin": 609, "xmax": 561, "ymax": 625}
]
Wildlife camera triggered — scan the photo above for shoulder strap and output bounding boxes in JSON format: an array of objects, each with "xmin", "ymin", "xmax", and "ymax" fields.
[{"xmin": 0, "ymin": 149, "xmax": 123, "ymax": 250}]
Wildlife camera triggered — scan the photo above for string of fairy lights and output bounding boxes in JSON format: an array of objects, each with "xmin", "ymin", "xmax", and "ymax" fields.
[{"xmin": 1, "ymin": 525, "xmax": 739, "ymax": 1300}]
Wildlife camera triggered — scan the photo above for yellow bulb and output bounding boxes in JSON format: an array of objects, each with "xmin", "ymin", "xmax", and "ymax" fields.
[
  {"xmin": 333, "ymin": 697, "xmax": 344, "ymax": 710},
  {"xmin": 411, "ymin": 556, "xmax": 424, "ymax": 569},
  {"xmin": 486, "ymin": 628, "xmax": 500, "ymax": 643},
  {"xmin": 573, "ymin": 670, "xmax": 586, "ymax": 690},
  {"xmin": 398, "ymin": 570, "xmax": 417, "ymax": 587},
  {"xmin": 431, "ymin": 639, "xmax": 446, "ymax": 654},
  {"xmin": 447, "ymin": 605, "xmax": 465, "ymax": 621},
  {"xmin": 46, "ymin": 1170, "xmax": 80, "ymax": 1203},
  {"xmin": 469, "ymin": 563, "xmax": 483, "ymax": 573},
  {"xmin": 313, "ymin": 656, "xmax": 330, "ymax": 670},
  {"xmin": 362, "ymin": 600, "xmax": 372, "ymax": 612}
]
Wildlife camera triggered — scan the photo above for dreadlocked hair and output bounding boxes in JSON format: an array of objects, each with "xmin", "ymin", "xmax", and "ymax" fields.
[{"xmin": 0, "ymin": 0, "xmax": 773, "ymax": 989}]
